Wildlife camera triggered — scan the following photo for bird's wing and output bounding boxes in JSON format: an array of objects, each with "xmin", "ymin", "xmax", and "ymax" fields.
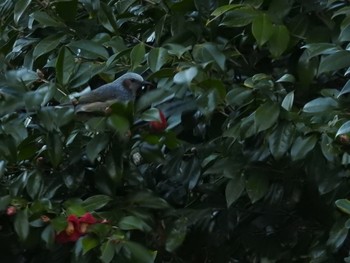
[
  {"xmin": 75, "ymin": 100, "xmax": 118, "ymax": 113},
  {"xmin": 77, "ymin": 83, "xmax": 116, "ymax": 105}
]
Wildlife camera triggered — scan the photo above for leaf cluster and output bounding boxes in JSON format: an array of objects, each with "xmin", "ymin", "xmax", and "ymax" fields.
[{"xmin": 2, "ymin": 0, "xmax": 350, "ymax": 262}]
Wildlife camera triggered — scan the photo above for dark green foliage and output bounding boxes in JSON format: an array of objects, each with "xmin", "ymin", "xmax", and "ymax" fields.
[{"xmin": 1, "ymin": 0, "xmax": 350, "ymax": 262}]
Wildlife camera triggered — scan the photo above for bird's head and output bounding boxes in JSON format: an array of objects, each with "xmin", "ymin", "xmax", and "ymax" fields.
[{"xmin": 115, "ymin": 72, "xmax": 152, "ymax": 97}]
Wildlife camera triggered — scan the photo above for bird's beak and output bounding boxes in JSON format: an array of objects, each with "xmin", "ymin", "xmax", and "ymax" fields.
[{"xmin": 141, "ymin": 80, "xmax": 153, "ymax": 88}]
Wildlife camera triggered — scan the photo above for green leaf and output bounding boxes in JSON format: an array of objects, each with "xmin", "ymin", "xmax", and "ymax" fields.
[
  {"xmin": 320, "ymin": 134, "xmax": 337, "ymax": 162},
  {"xmin": 268, "ymin": 122, "xmax": 294, "ymax": 160},
  {"xmin": 255, "ymin": 101, "xmax": 280, "ymax": 132},
  {"xmin": 123, "ymin": 241, "xmax": 156, "ymax": 263},
  {"xmin": 98, "ymin": 2, "xmax": 119, "ymax": 33},
  {"xmin": 245, "ymin": 0, "xmax": 263, "ymax": 8},
  {"xmin": 148, "ymin": 47, "xmax": 169, "ymax": 72},
  {"xmin": 64, "ymin": 198, "xmax": 84, "ymax": 209},
  {"xmin": 0, "ymin": 135, "xmax": 17, "ymax": 163},
  {"xmin": 3, "ymin": 68, "xmax": 38, "ymax": 89},
  {"xmin": 130, "ymin": 43, "xmax": 145, "ymax": 70},
  {"xmin": 30, "ymin": 11, "xmax": 65, "ymax": 27},
  {"xmin": 24, "ymin": 83, "xmax": 56, "ymax": 110},
  {"xmin": 173, "ymin": 67, "xmax": 198, "ymax": 86},
  {"xmin": 281, "ymin": 91, "xmax": 294, "ymax": 111},
  {"xmin": 268, "ymin": 25, "xmax": 290, "ymax": 57},
  {"xmin": 107, "ymin": 115, "xmax": 130, "ymax": 135},
  {"xmin": 74, "ymin": 238, "xmax": 83, "ymax": 258},
  {"xmin": 303, "ymin": 97, "xmax": 338, "ymax": 113},
  {"xmin": 14, "ymin": 0, "xmax": 32, "ymax": 24},
  {"xmin": 116, "ymin": 0, "xmax": 138, "ymax": 13},
  {"xmin": 327, "ymin": 217, "xmax": 348, "ymax": 252},
  {"xmin": 185, "ymin": 157, "xmax": 201, "ymax": 190},
  {"xmin": 100, "ymin": 241, "xmax": 115, "ymax": 263},
  {"xmin": 86, "ymin": 134, "xmax": 109, "ymax": 162},
  {"xmin": 26, "ymin": 172, "xmax": 43, "ymax": 199},
  {"xmin": 0, "ymin": 160, "xmax": 6, "ymax": 179},
  {"xmin": 225, "ymin": 176, "xmax": 245, "ymax": 207},
  {"xmin": 62, "ymin": 169, "xmax": 84, "ymax": 190},
  {"xmin": 136, "ymin": 88, "xmax": 173, "ymax": 112},
  {"xmin": 51, "ymin": 216, "xmax": 67, "ymax": 232},
  {"xmin": 82, "ymin": 195, "xmax": 112, "ymax": 211},
  {"xmin": 0, "ymin": 195, "xmax": 11, "ymax": 210},
  {"xmin": 41, "ymin": 224, "xmax": 55, "ymax": 247},
  {"xmin": 68, "ymin": 40, "xmax": 109, "ymax": 59},
  {"xmin": 336, "ymin": 199, "xmax": 350, "ymax": 215},
  {"xmin": 164, "ymin": 44, "xmax": 191, "ymax": 58},
  {"xmin": 127, "ymin": 191, "xmax": 169, "ymax": 209},
  {"xmin": 82, "ymin": 235, "xmax": 99, "ymax": 255},
  {"xmin": 226, "ymin": 88, "xmax": 253, "ymax": 106},
  {"xmin": 197, "ymin": 89, "xmax": 220, "ymax": 116},
  {"xmin": 267, "ymin": 0, "xmax": 293, "ymax": 21},
  {"xmin": 165, "ymin": 218, "xmax": 187, "ymax": 252},
  {"xmin": 83, "ymin": 0, "xmax": 100, "ymax": 12},
  {"xmin": 14, "ymin": 208, "xmax": 30, "ymax": 241},
  {"xmin": 336, "ymin": 121, "xmax": 350, "ymax": 137},
  {"xmin": 66, "ymin": 204, "xmax": 86, "ymax": 217},
  {"xmin": 252, "ymin": 13, "xmax": 274, "ymax": 46},
  {"xmin": 297, "ymin": 51, "xmax": 318, "ymax": 88},
  {"xmin": 56, "ymin": 46, "xmax": 75, "ymax": 86},
  {"xmin": 30, "ymin": 199, "xmax": 52, "ymax": 214},
  {"xmin": 140, "ymin": 108, "xmax": 162, "ymax": 122},
  {"xmin": 107, "ymin": 101, "xmax": 134, "ymax": 121},
  {"xmin": 339, "ymin": 23, "xmax": 350, "ymax": 42},
  {"xmin": 198, "ymin": 79, "xmax": 226, "ymax": 99},
  {"xmin": 220, "ymin": 6, "xmax": 257, "ymax": 27},
  {"xmin": 338, "ymin": 79, "xmax": 350, "ymax": 97},
  {"xmin": 240, "ymin": 113, "xmax": 256, "ymax": 138},
  {"xmin": 318, "ymin": 50, "xmax": 350, "ymax": 74},
  {"xmin": 290, "ymin": 135, "xmax": 318, "ymax": 161},
  {"xmin": 194, "ymin": 0, "xmax": 217, "ymax": 18},
  {"xmin": 193, "ymin": 43, "xmax": 226, "ymax": 70},
  {"xmin": 245, "ymin": 173, "xmax": 269, "ymax": 203},
  {"xmin": 155, "ymin": 15, "xmax": 166, "ymax": 44},
  {"xmin": 46, "ymin": 132, "xmax": 63, "ymax": 168},
  {"xmin": 38, "ymin": 107, "xmax": 75, "ymax": 131},
  {"xmin": 208, "ymin": 4, "xmax": 244, "ymax": 24},
  {"xmin": 70, "ymin": 62, "xmax": 104, "ymax": 88},
  {"xmin": 33, "ymin": 34, "xmax": 65, "ymax": 59},
  {"xmin": 276, "ymin": 74, "xmax": 296, "ymax": 83},
  {"xmin": 118, "ymin": 216, "xmax": 152, "ymax": 232},
  {"xmin": 302, "ymin": 43, "xmax": 341, "ymax": 59}
]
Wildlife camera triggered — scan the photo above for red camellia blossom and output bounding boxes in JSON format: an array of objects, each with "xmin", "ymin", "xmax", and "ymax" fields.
[
  {"xmin": 79, "ymin": 212, "xmax": 97, "ymax": 234},
  {"xmin": 6, "ymin": 206, "xmax": 17, "ymax": 216},
  {"xmin": 149, "ymin": 110, "xmax": 167, "ymax": 132},
  {"xmin": 55, "ymin": 213, "xmax": 98, "ymax": 244},
  {"xmin": 55, "ymin": 215, "xmax": 81, "ymax": 244}
]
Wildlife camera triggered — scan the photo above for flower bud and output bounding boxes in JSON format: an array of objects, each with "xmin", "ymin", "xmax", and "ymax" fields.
[
  {"xmin": 6, "ymin": 206, "xmax": 17, "ymax": 216},
  {"xmin": 149, "ymin": 110, "xmax": 167, "ymax": 132}
]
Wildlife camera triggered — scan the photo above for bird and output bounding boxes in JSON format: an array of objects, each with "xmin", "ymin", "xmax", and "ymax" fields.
[{"xmin": 70, "ymin": 72, "xmax": 151, "ymax": 113}]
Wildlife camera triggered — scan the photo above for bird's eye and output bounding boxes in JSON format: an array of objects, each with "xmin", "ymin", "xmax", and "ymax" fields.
[{"xmin": 130, "ymin": 79, "xmax": 136, "ymax": 83}]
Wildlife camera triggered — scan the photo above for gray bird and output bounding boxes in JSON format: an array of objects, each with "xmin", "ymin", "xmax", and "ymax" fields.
[{"xmin": 72, "ymin": 72, "xmax": 151, "ymax": 113}]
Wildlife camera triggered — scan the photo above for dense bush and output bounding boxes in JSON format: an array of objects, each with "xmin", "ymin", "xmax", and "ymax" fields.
[{"xmin": 1, "ymin": 0, "xmax": 350, "ymax": 262}]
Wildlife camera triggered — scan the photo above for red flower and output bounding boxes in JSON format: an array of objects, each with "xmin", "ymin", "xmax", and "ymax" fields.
[
  {"xmin": 149, "ymin": 110, "xmax": 167, "ymax": 132},
  {"xmin": 55, "ymin": 215, "xmax": 81, "ymax": 244},
  {"xmin": 55, "ymin": 213, "xmax": 98, "ymax": 244},
  {"xmin": 79, "ymin": 212, "xmax": 97, "ymax": 234},
  {"xmin": 6, "ymin": 206, "xmax": 17, "ymax": 216}
]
